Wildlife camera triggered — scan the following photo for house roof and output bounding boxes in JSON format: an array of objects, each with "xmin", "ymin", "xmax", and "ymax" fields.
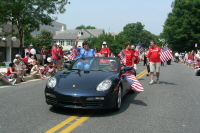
[{"xmin": 53, "ymin": 29, "xmax": 104, "ymax": 40}]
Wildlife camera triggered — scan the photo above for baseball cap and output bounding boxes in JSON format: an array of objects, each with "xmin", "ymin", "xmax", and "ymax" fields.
[
  {"xmin": 102, "ymin": 41, "xmax": 107, "ymax": 45},
  {"xmin": 131, "ymin": 45, "xmax": 135, "ymax": 49}
]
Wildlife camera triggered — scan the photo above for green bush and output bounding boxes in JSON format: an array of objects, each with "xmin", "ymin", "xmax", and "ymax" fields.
[{"xmin": 0, "ymin": 63, "xmax": 6, "ymax": 66}]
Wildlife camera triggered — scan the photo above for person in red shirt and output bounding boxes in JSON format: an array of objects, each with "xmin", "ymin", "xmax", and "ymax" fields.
[
  {"xmin": 47, "ymin": 46, "xmax": 52, "ymax": 58},
  {"xmin": 41, "ymin": 47, "xmax": 47, "ymax": 66},
  {"xmin": 147, "ymin": 41, "xmax": 161, "ymax": 85},
  {"xmin": 99, "ymin": 41, "xmax": 111, "ymax": 57},
  {"xmin": 57, "ymin": 45, "xmax": 64, "ymax": 71},
  {"xmin": 131, "ymin": 45, "xmax": 139, "ymax": 70},
  {"xmin": 51, "ymin": 43, "xmax": 59, "ymax": 72},
  {"xmin": 120, "ymin": 43, "xmax": 135, "ymax": 67},
  {"xmin": 6, "ymin": 63, "xmax": 19, "ymax": 81}
]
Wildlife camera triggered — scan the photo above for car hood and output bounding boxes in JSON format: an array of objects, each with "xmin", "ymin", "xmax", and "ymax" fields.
[{"xmin": 56, "ymin": 70, "xmax": 117, "ymax": 90}]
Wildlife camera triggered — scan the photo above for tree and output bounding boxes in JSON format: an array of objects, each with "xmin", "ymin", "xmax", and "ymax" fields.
[
  {"xmin": 35, "ymin": 29, "xmax": 53, "ymax": 47},
  {"xmin": 138, "ymin": 30, "xmax": 158, "ymax": 48},
  {"xmin": 76, "ymin": 25, "xmax": 96, "ymax": 29},
  {"xmin": 162, "ymin": 0, "xmax": 200, "ymax": 52},
  {"xmin": 122, "ymin": 22, "xmax": 144, "ymax": 44},
  {"xmin": 0, "ymin": 0, "xmax": 70, "ymax": 54}
]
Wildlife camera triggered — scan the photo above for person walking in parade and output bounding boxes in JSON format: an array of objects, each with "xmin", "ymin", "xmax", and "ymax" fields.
[
  {"xmin": 147, "ymin": 41, "xmax": 161, "ymax": 85},
  {"xmin": 119, "ymin": 43, "xmax": 135, "ymax": 67}
]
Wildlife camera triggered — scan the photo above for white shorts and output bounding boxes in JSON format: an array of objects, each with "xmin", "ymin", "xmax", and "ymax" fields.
[
  {"xmin": 42, "ymin": 55, "xmax": 46, "ymax": 59},
  {"xmin": 150, "ymin": 62, "xmax": 160, "ymax": 73},
  {"xmin": 48, "ymin": 68, "xmax": 54, "ymax": 73},
  {"xmin": 36, "ymin": 54, "xmax": 42, "ymax": 60}
]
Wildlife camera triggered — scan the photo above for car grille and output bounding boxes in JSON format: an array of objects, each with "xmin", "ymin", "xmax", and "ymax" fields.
[
  {"xmin": 85, "ymin": 101, "xmax": 104, "ymax": 106},
  {"xmin": 59, "ymin": 99, "xmax": 104, "ymax": 107},
  {"xmin": 46, "ymin": 96, "xmax": 58, "ymax": 104},
  {"xmin": 46, "ymin": 96, "xmax": 104, "ymax": 107}
]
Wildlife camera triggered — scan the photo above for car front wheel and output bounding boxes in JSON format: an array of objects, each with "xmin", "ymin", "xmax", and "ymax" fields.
[{"xmin": 114, "ymin": 85, "xmax": 122, "ymax": 111}]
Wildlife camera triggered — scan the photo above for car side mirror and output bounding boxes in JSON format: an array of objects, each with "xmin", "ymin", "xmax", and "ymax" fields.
[{"xmin": 123, "ymin": 66, "xmax": 132, "ymax": 72}]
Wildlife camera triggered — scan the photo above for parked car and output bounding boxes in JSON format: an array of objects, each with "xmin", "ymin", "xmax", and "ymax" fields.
[{"xmin": 45, "ymin": 57, "xmax": 134, "ymax": 111}]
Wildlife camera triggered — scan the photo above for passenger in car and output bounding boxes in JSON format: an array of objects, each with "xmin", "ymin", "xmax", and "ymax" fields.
[
  {"xmin": 76, "ymin": 41, "xmax": 96, "ymax": 70},
  {"xmin": 109, "ymin": 61, "xmax": 118, "ymax": 71}
]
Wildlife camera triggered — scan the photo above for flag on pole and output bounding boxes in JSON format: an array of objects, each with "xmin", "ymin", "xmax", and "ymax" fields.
[
  {"xmin": 119, "ymin": 49, "xmax": 126, "ymax": 64},
  {"xmin": 160, "ymin": 45, "xmax": 173, "ymax": 62},
  {"xmin": 135, "ymin": 41, "xmax": 143, "ymax": 52},
  {"xmin": 125, "ymin": 74, "xmax": 144, "ymax": 92}
]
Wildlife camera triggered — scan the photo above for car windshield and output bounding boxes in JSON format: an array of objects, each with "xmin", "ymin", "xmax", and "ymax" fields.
[{"xmin": 71, "ymin": 57, "xmax": 119, "ymax": 72}]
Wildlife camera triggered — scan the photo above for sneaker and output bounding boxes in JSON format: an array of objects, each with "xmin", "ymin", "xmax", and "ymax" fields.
[
  {"xmin": 43, "ymin": 75, "xmax": 47, "ymax": 78},
  {"xmin": 21, "ymin": 79, "xmax": 25, "ymax": 82},
  {"xmin": 10, "ymin": 79, "xmax": 16, "ymax": 85},
  {"xmin": 149, "ymin": 80, "xmax": 154, "ymax": 85},
  {"xmin": 146, "ymin": 74, "xmax": 149, "ymax": 76},
  {"xmin": 8, "ymin": 79, "xmax": 14, "ymax": 82},
  {"xmin": 156, "ymin": 79, "xmax": 159, "ymax": 83}
]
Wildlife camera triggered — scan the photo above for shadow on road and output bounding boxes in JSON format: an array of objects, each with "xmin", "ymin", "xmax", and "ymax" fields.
[
  {"xmin": 159, "ymin": 81, "xmax": 177, "ymax": 85},
  {"xmin": 48, "ymin": 91, "xmax": 147, "ymax": 117}
]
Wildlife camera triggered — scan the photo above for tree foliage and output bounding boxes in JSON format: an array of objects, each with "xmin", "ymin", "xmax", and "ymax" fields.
[
  {"xmin": 0, "ymin": 0, "xmax": 70, "ymax": 54},
  {"xmin": 122, "ymin": 22, "xmax": 145, "ymax": 44},
  {"xmin": 76, "ymin": 25, "xmax": 96, "ymax": 29},
  {"xmin": 162, "ymin": 0, "xmax": 200, "ymax": 52},
  {"xmin": 35, "ymin": 29, "xmax": 53, "ymax": 47}
]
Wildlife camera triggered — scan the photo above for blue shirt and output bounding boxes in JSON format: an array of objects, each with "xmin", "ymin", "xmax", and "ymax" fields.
[{"xmin": 76, "ymin": 48, "xmax": 96, "ymax": 59}]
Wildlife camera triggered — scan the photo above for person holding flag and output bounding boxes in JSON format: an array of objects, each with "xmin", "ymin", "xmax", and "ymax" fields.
[
  {"xmin": 118, "ymin": 43, "xmax": 144, "ymax": 92},
  {"xmin": 147, "ymin": 41, "xmax": 161, "ymax": 85},
  {"xmin": 131, "ymin": 45, "xmax": 139, "ymax": 70},
  {"xmin": 118, "ymin": 43, "xmax": 135, "ymax": 67}
]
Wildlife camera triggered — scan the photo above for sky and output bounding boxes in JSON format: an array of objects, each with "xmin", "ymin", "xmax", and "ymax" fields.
[{"xmin": 55, "ymin": 0, "xmax": 174, "ymax": 35}]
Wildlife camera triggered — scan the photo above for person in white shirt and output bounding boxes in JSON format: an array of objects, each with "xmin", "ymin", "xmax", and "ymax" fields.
[{"xmin": 174, "ymin": 52, "xmax": 179, "ymax": 63}]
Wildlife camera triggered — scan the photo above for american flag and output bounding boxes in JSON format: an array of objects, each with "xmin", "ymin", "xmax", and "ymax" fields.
[
  {"xmin": 119, "ymin": 49, "xmax": 126, "ymax": 64},
  {"xmin": 135, "ymin": 41, "xmax": 143, "ymax": 52},
  {"xmin": 69, "ymin": 48, "xmax": 77, "ymax": 60},
  {"xmin": 125, "ymin": 74, "xmax": 144, "ymax": 92},
  {"xmin": 160, "ymin": 45, "xmax": 173, "ymax": 62}
]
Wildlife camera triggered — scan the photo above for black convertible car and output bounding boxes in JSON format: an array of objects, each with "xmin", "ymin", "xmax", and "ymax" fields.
[{"xmin": 45, "ymin": 57, "xmax": 134, "ymax": 111}]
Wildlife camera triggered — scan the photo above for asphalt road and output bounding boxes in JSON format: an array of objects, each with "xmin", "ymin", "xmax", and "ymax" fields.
[{"xmin": 0, "ymin": 61, "xmax": 200, "ymax": 133}]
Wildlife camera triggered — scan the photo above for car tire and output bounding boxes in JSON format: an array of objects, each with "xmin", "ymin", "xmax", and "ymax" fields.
[{"xmin": 113, "ymin": 85, "xmax": 122, "ymax": 111}]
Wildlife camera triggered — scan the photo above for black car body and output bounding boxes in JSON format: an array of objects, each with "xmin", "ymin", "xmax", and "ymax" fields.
[{"xmin": 45, "ymin": 57, "xmax": 134, "ymax": 111}]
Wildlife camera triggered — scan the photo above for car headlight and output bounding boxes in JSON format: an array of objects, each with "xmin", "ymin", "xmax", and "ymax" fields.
[
  {"xmin": 96, "ymin": 79, "xmax": 112, "ymax": 91},
  {"xmin": 47, "ymin": 77, "xmax": 57, "ymax": 89}
]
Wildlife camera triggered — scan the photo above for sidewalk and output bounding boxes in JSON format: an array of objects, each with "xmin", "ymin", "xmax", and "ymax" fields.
[{"xmin": 0, "ymin": 66, "xmax": 47, "ymax": 86}]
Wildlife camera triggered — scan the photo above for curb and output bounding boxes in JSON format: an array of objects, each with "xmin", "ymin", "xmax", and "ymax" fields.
[{"xmin": 0, "ymin": 73, "xmax": 53, "ymax": 86}]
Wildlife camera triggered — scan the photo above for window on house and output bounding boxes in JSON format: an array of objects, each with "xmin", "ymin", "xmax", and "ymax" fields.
[
  {"xmin": 58, "ymin": 40, "xmax": 64, "ymax": 46},
  {"xmin": 67, "ymin": 40, "xmax": 74, "ymax": 46}
]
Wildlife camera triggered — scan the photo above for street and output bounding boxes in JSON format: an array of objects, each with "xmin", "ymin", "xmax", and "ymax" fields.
[{"xmin": 0, "ymin": 61, "xmax": 200, "ymax": 133}]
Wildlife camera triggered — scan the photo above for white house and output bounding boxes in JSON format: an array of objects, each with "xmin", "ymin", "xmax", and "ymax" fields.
[{"xmin": 53, "ymin": 29, "xmax": 104, "ymax": 50}]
